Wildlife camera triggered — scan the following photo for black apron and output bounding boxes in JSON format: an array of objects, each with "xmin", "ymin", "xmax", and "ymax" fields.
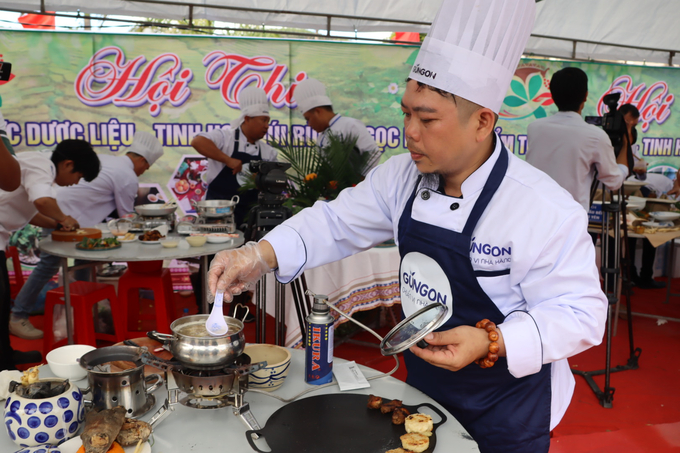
[
  {"xmin": 206, "ymin": 128, "xmax": 261, "ymax": 226},
  {"xmin": 398, "ymin": 145, "xmax": 552, "ymax": 452}
]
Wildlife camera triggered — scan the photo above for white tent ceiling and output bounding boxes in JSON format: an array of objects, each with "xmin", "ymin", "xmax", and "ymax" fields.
[{"xmin": 1, "ymin": 0, "xmax": 679, "ymax": 65}]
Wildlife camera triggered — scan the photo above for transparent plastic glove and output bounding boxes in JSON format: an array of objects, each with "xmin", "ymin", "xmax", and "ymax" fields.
[{"xmin": 208, "ymin": 241, "xmax": 272, "ymax": 302}]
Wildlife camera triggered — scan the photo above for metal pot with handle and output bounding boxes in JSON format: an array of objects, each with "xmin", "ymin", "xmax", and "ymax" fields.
[
  {"xmin": 148, "ymin": 314, "xmax": 246, "ymax": 369},
  {"xmin": 191, "ymin": 196, "xmax": 240, "ymax": 218}
]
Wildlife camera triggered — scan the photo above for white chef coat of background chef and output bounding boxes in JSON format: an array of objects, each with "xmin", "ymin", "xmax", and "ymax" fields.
[
  {"xmin": 628, "ymin": 144, "xmax": 674, "ymax": 195},
  {"xmin": 264, "ymin": 134, "xmax": 607, "ymax": 430},
  {"xmin": 195, "ymin": 127, "xmax": 278, "ymax": 187},
  {"xmin": 317, "ymin": 115, "xmax": 381, "ymax": 158},
  {"xmin": 0, "ymin": 151, "xmax": 56, "ymax": 249},
  {"xmin": 56, "ymin": 154, "xmax": 138, "ymax": 227}
]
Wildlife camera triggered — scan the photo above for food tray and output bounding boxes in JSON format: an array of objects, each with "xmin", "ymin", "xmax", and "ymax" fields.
[{"xmin": 245, "ymin": 393, "xmax": 446, "ymax": 453}]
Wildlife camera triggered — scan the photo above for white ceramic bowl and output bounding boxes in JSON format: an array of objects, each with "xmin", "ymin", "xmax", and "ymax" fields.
[
  {"xmin": 244, "ymin": 344, "xmax": 291, "ymax": 392},
  {"xmin": 4, "ymin": 380, "xmax": 85, "ymax": 447},
  {"xmin": 160, "ymin": 238, "xmax": 179, "ymax": 248},
  {"xmin": 186, "ymin": 235, "xmax": 207, "ymax": 247},
  {"xmin": 650, "ymin": 211, "xmax": 680, "ymax": 222},
  {"xmin": 46, "ymin": 345, "xmax": 96, "ymax": 380}
]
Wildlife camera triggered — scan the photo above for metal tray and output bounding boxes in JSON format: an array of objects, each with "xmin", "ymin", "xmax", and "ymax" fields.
[{"xmin": 246, "ymin": 393, "xmax": 446, "ymax": 453}]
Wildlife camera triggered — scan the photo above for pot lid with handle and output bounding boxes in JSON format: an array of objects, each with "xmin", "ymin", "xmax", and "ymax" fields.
[{"xmin": 380, "ymin": 303, "xmax": 449, "ymax": 356}]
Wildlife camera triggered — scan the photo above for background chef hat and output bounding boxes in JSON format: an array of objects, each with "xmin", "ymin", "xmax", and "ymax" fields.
[
  {"xmin": 411, "ymin": 0, "xmax": 536, "ymax": 113},
  {"xmin": 230, "ymin": 85, "xmax": 270, "ymax": 130},
  {"xmin": 294, "ymin": 78, "xmax": 332, "ymax": 114},
  {"xmin": 128, "ymin": 131, "xmax": 164, "ymax": 165}
]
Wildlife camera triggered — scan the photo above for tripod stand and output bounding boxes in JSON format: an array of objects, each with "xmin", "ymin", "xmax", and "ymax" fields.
[
  {"xmin": 572, "ymin": 188, "xmax": 642, "ymax": 408},
  {"xmin": 246, "ymin": 201, "xmax": 292, "ymax": 346}
]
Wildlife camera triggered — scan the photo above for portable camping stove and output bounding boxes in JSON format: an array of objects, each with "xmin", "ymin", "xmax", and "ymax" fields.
[
  {"xmin": 128, "ymin": 213, "xmax": 176, "ymax": 233},
  {"xmin": 143, "ymin": 352, "xmax": 264, "ymax": 433}
]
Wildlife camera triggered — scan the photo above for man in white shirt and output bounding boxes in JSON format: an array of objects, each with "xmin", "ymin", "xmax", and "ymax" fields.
[
  {"xmin": 1, "ymin": 139, "xmax": 100, "ymax": 371},
  {"xmin": 294, "ymin": 78, "xmax": 380, "ymax": 173},
  {"xmin": 191, "ymin": 85, "xmax": 278, "ymax": 228},
  {"xmin": 206, "ymin": 1, "xmax": 607, "ymax": 451},
  {"xmin": 526, "ymin": 67, "xmax": 631, "ymax": 211},
  {"xmin": 9, "ymin": 131, "xmax": 164, "ymax": 340}
]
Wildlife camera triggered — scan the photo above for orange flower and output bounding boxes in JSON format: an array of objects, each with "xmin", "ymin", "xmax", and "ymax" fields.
[
  {"xmin": 304, "ymin": 173, "xmax": 318, "ymax": 182},
  {"xmin": 329, "ymin": 180, "xmax": 338, "ymax": 190}
]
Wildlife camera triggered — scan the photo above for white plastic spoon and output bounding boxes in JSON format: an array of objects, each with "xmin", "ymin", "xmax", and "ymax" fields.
[{"xmin": 206, "ymin": 292, "xmax": 228, "ymax": 336}]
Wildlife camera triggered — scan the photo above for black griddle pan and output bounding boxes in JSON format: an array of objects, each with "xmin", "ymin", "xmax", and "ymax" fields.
[{"xmin": 246, "ymin": 393, "xmax": 446, "ymax": 453}]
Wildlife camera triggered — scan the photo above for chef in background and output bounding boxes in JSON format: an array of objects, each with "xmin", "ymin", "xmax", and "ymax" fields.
[
  {"xmin": 191, "ymin": 85, "xmax": 278, "ymax": 228},
  {"xmin": 207, "ymin": 1, "xmax": 608, "ymax": 451},
  {"xmin": 294, "ymin": 77, "xmax": 380, "ymax": 172},
  {"xmin": 1, "ymin": 139, "xmax": 100, "ymax": 371},
  {"xmin": 8, "ymin": 131, "xmax": 164, "ymax": 341}
]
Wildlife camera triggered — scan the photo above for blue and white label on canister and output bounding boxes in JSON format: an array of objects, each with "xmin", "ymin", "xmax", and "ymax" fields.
[{"xmin": 305, "ymin": 322, "xmax": 334, "ymax": 385}]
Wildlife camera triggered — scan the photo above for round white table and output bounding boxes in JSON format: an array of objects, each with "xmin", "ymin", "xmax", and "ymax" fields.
[
  {"xmin": 0, "ymin": 349, "xmax": 480, "ymax": 453},
  {"xmin": 38, "ymin": 233, "xmax": 245, "ymax": 343}
]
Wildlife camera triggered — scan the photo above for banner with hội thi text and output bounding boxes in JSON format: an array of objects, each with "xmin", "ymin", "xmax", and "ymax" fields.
[{"xmin": 1, "ymin": 30, "xmax": 680, "ymax": 217}]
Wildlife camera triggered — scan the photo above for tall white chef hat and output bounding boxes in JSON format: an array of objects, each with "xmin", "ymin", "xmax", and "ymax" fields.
[
  {"xmin": 294, "ymin": 78, "xmax": 332, "ymax": 114},
  {"xmin": 411, "ymin": 0, "xmax": 536, "ymax": 113},
  {"xmin": 231, "ymin": 85, "xmax": 270, "ymax": 130},
  {"xmin": 128, "ymin": 131, "xmax": 164, "ymax": 165}
]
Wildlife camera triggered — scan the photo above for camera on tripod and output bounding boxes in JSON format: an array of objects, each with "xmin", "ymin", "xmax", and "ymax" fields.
[
  {"xmin": 245, "ymin": 160, "xmax": 293, "ymax": 241},
  {"xmin": 250, "ymin": 160, "xmax": 291, "ymax": 206},
  {"xmin": 585, "ymin": 92, "xmax": 624, "ymax": 149}
]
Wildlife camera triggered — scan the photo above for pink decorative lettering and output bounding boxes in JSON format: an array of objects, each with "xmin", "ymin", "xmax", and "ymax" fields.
[
  {"xmin": 597, "ymin": 75, "xmax": 675, "ymax": 133},
  {"xmin": 74, "ymin": 46, "xmax": 193, "ymax": 117},
  {"xmin": 203, "ymin": 51, "xmax": 305, "ymax": 109}
]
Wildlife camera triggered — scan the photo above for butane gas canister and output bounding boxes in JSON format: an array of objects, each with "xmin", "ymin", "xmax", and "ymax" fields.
[{"xmin": 305, "ymin": 293, "xmax": 334, "ymax": 385}]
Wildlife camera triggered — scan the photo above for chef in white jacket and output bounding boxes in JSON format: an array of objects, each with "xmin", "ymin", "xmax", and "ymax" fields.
[
  {"xmin": 9, "ymin": 131, "xmax": 164, "ymax": 340},
  {"xmin": 207, "ymin": 1, "xmax": 607, "ymax": 451},
  {"xmin": 294, "ymin": 78, "xmax": 380, "ymax": 172}
]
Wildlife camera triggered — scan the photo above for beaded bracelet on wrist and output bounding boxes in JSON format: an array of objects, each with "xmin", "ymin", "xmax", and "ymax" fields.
[{"xmin": 474, "ymin": 318, "xmax": 500, "ymax": 368}]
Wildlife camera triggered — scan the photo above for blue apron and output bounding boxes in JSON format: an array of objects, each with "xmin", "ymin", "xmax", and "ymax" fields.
[
  {"xmin": 206, "ymin": 128, "xmax": 261, "ymax": 226},
  {"xmin": 398, "ymin": 145, "xmax": 552, "ymax": 452}
]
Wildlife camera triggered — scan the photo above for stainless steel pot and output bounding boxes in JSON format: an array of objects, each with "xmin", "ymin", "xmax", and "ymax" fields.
[
  {"xmin": 134, "ymin": 202, "xmax": 178, "ymax": 216},
  {"xmin": 79, "ymin": 346, "xmax": 162, "ymax": 417},
  {"xmin": 191, "ymin": 196, "xmax": 239, "ymax": 218},
  {"xmin": 148, "ymin": 314, "xmax": 245, "ymax": 369}
]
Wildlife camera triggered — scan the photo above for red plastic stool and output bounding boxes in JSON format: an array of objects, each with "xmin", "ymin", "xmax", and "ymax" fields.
[
  {"xmin": 43, "ymin": 281, "xmax": 124, "ymax": 353},
  {"xmin": 6, "ymin": 246, "xmax": 25, "ymax": 299},
  {"xmin": 118, "ymin": 261, "xmax": 175, "ymax": 337}
]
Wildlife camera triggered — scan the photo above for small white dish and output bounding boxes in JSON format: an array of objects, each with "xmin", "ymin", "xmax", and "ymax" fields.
[
  {"xmin": 46, "ymin": 344, "xmax": 95, "ymax": 380},
  {"xmin": 206, "ymin": 234, "xmax": 234, "ymax": 244},
  {"xmin": 650, "ymin": 211, "xmax": 680, "ymax": 222},
  {"xmin": 642, "ymin": 221, "xmax": 660, "ymax": 227},
  {"xmin": 160, "ymin": 238, "xmax": 180, "ymax": 248},
  {"xmin": 140, "ymin": 240, "xmax": 162, "ymax": 245},
  {"xmin": 118, "ymin": 237, "xmax": 138, "ymax": 243}
]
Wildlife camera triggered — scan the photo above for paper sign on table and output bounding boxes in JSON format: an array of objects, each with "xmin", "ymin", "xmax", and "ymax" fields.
[{"xmin": 333, "ymin": 360, "xmax": 370, "ymax": 391}]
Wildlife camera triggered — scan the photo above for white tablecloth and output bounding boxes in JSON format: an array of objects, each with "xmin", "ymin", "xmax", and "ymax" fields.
[{"xmin": 265, "ymin": 245, "xmax": 401, "ymax": 347}]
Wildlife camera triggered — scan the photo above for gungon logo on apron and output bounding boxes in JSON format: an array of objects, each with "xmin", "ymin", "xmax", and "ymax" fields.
[{"xmin": 400, "ymin": 252, "xmax": 453, "ymax": 323}]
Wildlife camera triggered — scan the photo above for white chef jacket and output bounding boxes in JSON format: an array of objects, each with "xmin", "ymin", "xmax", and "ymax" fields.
[
  {"xmin": 317, "ymin": 114, "xmax": 380, "ymax": 171},
  {"xmin": 57, "ymin": 154, "xmax": 138, "ymax": 227},
  {"xmin": 526, "ymin": 111, "xmax": 629, "ymax": 211},
  {"xmin": 264, "ymin": 134, "xmax": 607, "ymax": 431},
  {"xmin": 195, "ymin": 127, "xmax": 278, "ymax": 187},
  {"xmin": 0, "ymin": 151, "xmax": 56, "ymax": 249}
]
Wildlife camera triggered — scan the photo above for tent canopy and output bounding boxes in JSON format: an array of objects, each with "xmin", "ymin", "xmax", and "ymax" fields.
[{"xmin": 2, "ymin": 0, "xmax": 679, "ymax": 65}]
